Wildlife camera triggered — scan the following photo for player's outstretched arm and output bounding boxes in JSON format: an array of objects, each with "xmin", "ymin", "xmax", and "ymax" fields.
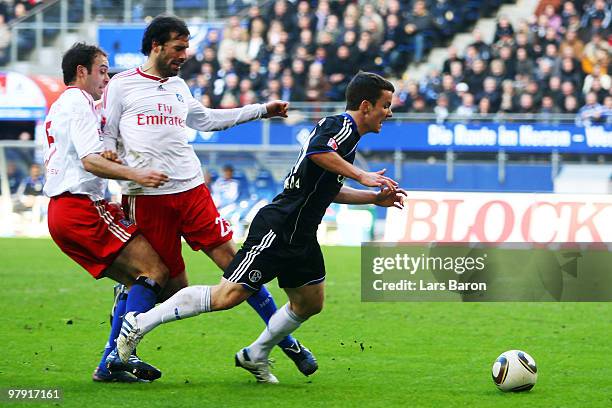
[
  {"xmin": 262, "ymin": 100, "xmax": 289, "ymax": 118},
  {"xmin": 185, "ymin": 89, "xmax": 288, "ymax": 131},
  {"xmin": 81, "ymin": 153, "xmax": 169, "ymax": 188},
  {"xmin": 334, "ymin": 186, "xmax": 406, "ymax": 209},
  {"xmin": 309, "ymin": 151, "xmax": 399, "ymax": 190}
]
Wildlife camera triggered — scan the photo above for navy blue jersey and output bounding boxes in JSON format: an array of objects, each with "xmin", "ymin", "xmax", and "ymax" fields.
[{"xmin": 257, "ymin": 113, "xmax": 361, "ymax": 244}]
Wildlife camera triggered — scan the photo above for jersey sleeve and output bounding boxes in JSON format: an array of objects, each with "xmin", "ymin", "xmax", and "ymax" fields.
[
  {"xmin": 70, "ymin": 105, "xmax": 104, "ymax": 159},
  {"xmin": 305, "ymin": 117, "xmax": 350, "ymax": 157},
  {"xmin": 100, "ymin": 78, "xmax": 123, "ymax": 152},
  {"xmin": 185, "ymin": 83, "xmax": 267, "ymax": 131}
]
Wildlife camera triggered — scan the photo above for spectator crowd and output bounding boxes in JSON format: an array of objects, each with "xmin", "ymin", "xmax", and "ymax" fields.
[
  {"xmin": 2, "ymin": 0, "xmax": 611, "ymax": 124},
  {"xmin": 406, "ymin": 0, "xmax": 612, "ymax": 124},
  {"xmin": 179, "ymin": 0, "xmax": 500, "ymax": 105}
]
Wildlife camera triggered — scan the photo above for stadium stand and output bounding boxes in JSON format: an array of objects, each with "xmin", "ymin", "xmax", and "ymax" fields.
[
  {"xmin": 3, "ymin": 0, "xmax": 609, "ymax": 115},
  {"xmin": 0, "ymin": 0, "xmax": 611, "ymax": 239},
  {"xmin": 179, "ymin": 0, "xmax": 514, "ymax": 104}
]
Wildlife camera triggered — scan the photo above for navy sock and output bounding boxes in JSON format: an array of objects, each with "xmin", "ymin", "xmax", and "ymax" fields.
[
  {"xmin": 98, "ymin": 291, "xmax": 127, "ymax": 372},
  {"xmin": 125, "ymin": 276, "xmax": 162, "ymax": 314},
  {"xmin": 246, "ymin": 285, "xmax": 297, "ymax": 349}
]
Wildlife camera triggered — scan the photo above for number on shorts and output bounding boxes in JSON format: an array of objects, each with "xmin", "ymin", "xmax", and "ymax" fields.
[{"xmin": 215, "ymin": 216, "xmax": 231, "ymax": 237}]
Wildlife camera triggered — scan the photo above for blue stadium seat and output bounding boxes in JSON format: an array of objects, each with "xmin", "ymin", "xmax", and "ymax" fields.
[{"xmin": 251, "ymin": 169, "xmax": 279, "ymax": 201}]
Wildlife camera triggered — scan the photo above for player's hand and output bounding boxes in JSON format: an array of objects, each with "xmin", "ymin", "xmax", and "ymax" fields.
[
  {"xmin": 357, "ymin": 169, "xmax": 398, "ymax": 191},
  {"xmin": 101, "ymin": 150, "xmax": 122, "ymax": 164},
  {"xmin": 132, "ymin": 169, "xmax": 169, "ymax": 188},
  {"xmin": 375, "ymin": 186, "xmax": 407, "ymax": 209},
  {"xmin": 263, "ymin": 100, "xmax": 289, "ymax": 118}
]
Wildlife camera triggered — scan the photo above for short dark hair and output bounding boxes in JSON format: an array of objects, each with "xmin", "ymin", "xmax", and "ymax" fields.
[
  {"xmin": 141, "ymin": 15, "xmax": 190, "ymax": 56},
  {"xmin": 61, "ymin": 42, "xmax": 107, "ymax": 85},
  {"xmin": 345, "ymin": 72, "xmax": 395, "ymax": 110}
]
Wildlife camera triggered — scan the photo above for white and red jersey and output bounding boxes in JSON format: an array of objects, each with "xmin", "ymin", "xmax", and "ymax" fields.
[
  {"xmin": 102, "ymin": 67, "xmax": 267, "ymax": 195},
  {"xmin": 43, "ymin": 87, "xmax": 106, "ymax": 201}
]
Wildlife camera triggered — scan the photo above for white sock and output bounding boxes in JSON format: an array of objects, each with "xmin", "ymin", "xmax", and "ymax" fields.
[
  {"xmin": 248, "ymin": 303, "xmax": 306, "ymax": 361},
  {"xmin": 136, "ymin": 285, "xmax": 211, "ymax": 334}
]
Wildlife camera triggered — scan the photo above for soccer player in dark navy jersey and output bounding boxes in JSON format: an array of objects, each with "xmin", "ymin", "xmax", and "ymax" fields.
[
  {"xmin": 116, "ymin": 72, "xmax": 407, "ymax": 383},
  {"xmin": 266, "ymin": 112, "xmax": 367, "ymax": 245}
]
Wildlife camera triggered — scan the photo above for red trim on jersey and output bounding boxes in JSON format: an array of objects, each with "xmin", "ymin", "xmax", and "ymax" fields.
[{"xmin": 136, "ymin": 67, "xmax": 169, "ymax": 83}]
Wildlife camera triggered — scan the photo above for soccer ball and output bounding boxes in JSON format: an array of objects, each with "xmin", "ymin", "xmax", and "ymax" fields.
[{"xmin": 491, "ymin": 350, "xmax": 538, "ymax": 392}]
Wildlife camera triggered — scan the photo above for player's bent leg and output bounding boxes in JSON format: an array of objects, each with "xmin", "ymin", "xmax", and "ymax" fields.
[
  {"xmin": 104, "ymin": 235, "xmax": 169, "ymax": 380},
  {"xmin": 284, "ymin": 282, "xmax": 325, "ymax": 319},
  {"xmin": 235, "ymin": 299, "xmax": 306, "ymax": 384},
  {"xmin": 210, "ymin": 279, "xmax": 252, "ymax": 310},
  {"xmin": 276, "ymin": 284, "xmax": 323, "ymax": 376},
  {"xmin": 245, "ymin": 284, "xmax": 318, "ymax": 376},
  {"xmin": 108, "ymin": 234, "xmax": 170, "ymax": 286},
  {"xmin": 203, "ymin": 241, "xmax": 236, "ymax": 271},
  {"xmin": 208, "ymin": 241, "xmax": 306, "ymax": 359},
  {"xmin": 94, "ymin": 285, "xmax": 129, "ymax": 381},
  {"xmin": 116, "ymin": 280, "xmax": 250, "ymax": 364},
  {"xmin": 109, "ymin": 235, "xmax": 169, "ymax": 320},
  {"xmin": 249, "ymin": 283, "xmax": 323, "ymax": 360},
  {"xmin": 236, "ymin": 283, "xmax": 324, "ymax": 383}
]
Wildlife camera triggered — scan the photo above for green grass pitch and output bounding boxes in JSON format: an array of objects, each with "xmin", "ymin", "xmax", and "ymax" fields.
[{"xmin": 1, "ymin": 238, "xmax": 610, "ymax": 407}]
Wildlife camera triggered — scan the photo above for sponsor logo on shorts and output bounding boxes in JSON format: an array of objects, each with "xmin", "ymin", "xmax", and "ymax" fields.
[
  {"xmin": 119, "ymin": 218, "xmax": 134, "ymax": 228},
  {"xmin": 248, "ymin": 270, "xmax": 262, "ymax": 283},
  {"xmin": 327, "ymin": 138, "xmax": 338, "ymax": 150}
]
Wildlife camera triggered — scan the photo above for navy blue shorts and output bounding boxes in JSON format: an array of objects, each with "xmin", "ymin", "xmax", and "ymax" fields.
[{"xmin": 223, "ymin": 216, "xmax": 325, "ymax": 290}]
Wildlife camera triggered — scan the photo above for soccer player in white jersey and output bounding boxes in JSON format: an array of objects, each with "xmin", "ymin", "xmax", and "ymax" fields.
[
  {"xmin": 101, "ymin": 15, "xmax": 317, "ymax": 376},
  {"xmin": 44, "ymin": 43, "xmax": 172, "ymax": 382}
]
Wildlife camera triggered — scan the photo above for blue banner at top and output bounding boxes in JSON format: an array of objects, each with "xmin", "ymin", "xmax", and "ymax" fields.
[{"xmin": 192, "ymin": 121, "xmax": 612, "ymax": 154}]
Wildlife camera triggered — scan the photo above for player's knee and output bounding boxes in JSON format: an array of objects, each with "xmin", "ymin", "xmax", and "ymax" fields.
[
  {"xmin": 292, "ymin": 299, "xmax": 324, "ymax": 319},
  {"xmin": 307, "ymin": 301, "xmax": 324, "ymax": 317},
  {"xmin": 205, "ymin": 241, "xmax": 236, "ymax": 270},
  {"xmin": 142, "ymin": 257, "xmax": 171, "ymax": 287},
  {"xmin": 125, "ymin": 235, "xmax": 170, "ymax": 287},
  {"xmin": 142, "ymin": 263, "xmax": 169, "ymax": 288},
  {"xmin": 210, "ymin": 282, "xmax": 248, "ymax": 311},
  {"xmin": 154, "ymin": 264, "xmax": 170, "ymax": 286}
]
